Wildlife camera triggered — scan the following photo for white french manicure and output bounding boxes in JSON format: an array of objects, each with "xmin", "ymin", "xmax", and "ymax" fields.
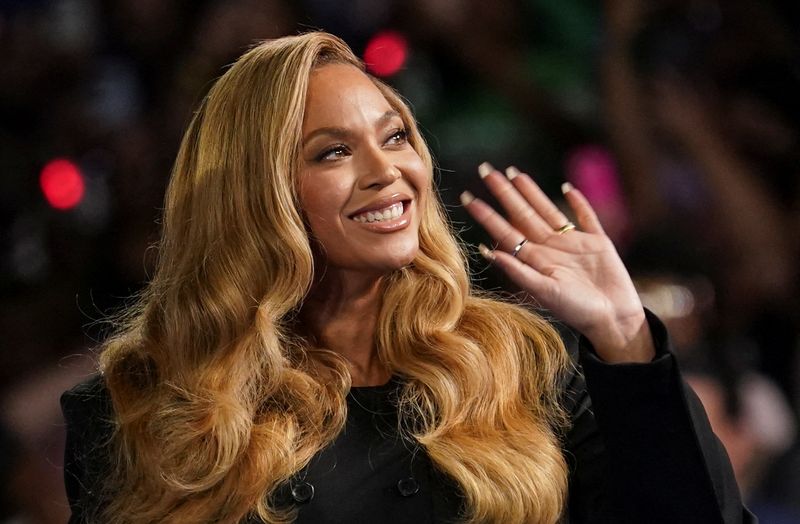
[
  {"xmin": 459, "ymin": 191, "xmax": 475, "ymax": 206},
  {"xmin": 478, "ymin": 162, "xmax": 494, "ymax": 179},
  {"xmin": 506, "ymin": 166, "xmax": 520, "ymax": 180},
  {"xmin": 478, "ymin": 243, "xmax": 496, "ymax": 261},
  {"xmin": 561, "ymin": 182, "xmax": 574, "ymax": 194}
]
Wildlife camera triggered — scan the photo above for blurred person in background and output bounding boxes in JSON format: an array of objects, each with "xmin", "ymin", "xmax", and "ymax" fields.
[
  {"xmin": 686, "ymin": 370, "xmax": 799, "ymax": 523},
  {"xmin": 602, "ymin": 0, "xmax": 800, "ymax": 412},
  {"xmin": 638, "ymin": 275, "xmax": 800, "ymax": 521},
  {"xmin": 602, "ymin": 5, "xmax": 800, "ymax": 518}
]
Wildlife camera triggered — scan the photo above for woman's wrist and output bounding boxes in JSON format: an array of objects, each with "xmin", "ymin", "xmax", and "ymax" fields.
[{"xmin": 585, "ymin": 310, "xmax": 656, "ymax": 364}]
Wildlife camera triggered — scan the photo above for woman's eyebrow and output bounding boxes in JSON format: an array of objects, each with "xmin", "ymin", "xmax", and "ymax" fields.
[
  {"xmin": 303, "ymin": 126, "xmax": 351, "ymax": 145},
  {"xmin": 302, "ymin": 110, "xmax": 402, "ymax": 145},
  {"xmin": 376, "ymin": 110, "xmax": 402, "ymax": 126}
]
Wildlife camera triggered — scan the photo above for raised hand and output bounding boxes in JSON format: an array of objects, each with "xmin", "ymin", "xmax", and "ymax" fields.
[{"xmin": 461, "ymin": 163, "xmax": 654, "ymax": 363}]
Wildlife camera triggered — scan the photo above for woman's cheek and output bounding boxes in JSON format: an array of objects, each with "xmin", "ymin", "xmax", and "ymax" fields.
[{"xmin": 396, "ymin": 152, "xmax": 430, "ymax": 200}]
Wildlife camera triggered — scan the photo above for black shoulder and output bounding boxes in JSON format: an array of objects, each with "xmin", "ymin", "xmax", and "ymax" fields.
[
  {"xmin": 61, "ymin": 374, "xmax": 116, "ymax": 521},
  {"xmin": 62, "ymin": 373, "xmax": 110, "ymax": 407},
  {"xmin": 61, "ymin": 374, "xmax": 115, "ymax": 442},
  {"xmin": 554, "ymin": 321, "xmax": 586, "ymax": 415}
]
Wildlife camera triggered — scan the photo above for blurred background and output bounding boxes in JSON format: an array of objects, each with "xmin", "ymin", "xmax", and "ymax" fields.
[{"xmin": 1, "ymin": 0, "xmax": 799, "ymax": 521}]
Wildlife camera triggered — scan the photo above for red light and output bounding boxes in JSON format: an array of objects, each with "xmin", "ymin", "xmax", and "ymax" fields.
[
  {"xmin": 40, "ymin": 158, "xmax": 85, "ymax": 210},
  {"xmin": 363, "ymin": 31, "xmax": 408, "ymax": 77}
]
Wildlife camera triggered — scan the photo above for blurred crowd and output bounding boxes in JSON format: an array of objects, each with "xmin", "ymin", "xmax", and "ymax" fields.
[{"xmin": 1, "ymin": 0, "xmax": 798, "ymax": 521}]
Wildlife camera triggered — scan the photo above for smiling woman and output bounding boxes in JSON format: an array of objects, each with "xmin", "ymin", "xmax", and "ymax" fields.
[
  {"xmin": 61, "ymin": 32, "xmax": 754, "ymax": 524},
  {"xmin": 299, "ymin": 64, "xmax": 427, "ymax": 280}
]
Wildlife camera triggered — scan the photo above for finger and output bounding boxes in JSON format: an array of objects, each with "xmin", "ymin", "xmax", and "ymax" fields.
[
  {"xmin": 512, "ymin": 239, "xmax": 564, "ymax": 274},
  {"xmin": 460, "ymin": 192, "xmax": 527, "ymax": 252},
  {"xmin": 506, "ymin": 166, "xmax": 571, "ymax": 230},
  {"xmin": 478, "ymin": 244, "xmax": 558, "ymax": 303},
  {"xmin": 478, "ymin": 163, "xmax": 552, "ymax": 241},
  {"xmin": 561, "ymin": 183, "xmax": 604, "ymax": 234}
]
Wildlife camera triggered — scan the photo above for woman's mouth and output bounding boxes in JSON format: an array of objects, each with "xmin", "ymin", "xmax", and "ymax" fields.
[
  {"xmin": 348, "ymin": 199, "xmax": 412, "ymax": 231},
  {"xmin": 351, "ymin": 201, "xmax": 404, "ymax": 223}
]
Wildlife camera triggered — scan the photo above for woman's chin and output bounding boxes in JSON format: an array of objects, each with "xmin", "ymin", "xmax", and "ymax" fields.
[
  {"xmin": 388, "ymin": 245, "xmax": 420, "ymax": 268},
  {"xmin": 362, "ymin": 247, "xmax": 420, "ymax": 275},
  {"xmin": 318, "ymin": 237, "xmax": 420, "ymax": 276}
]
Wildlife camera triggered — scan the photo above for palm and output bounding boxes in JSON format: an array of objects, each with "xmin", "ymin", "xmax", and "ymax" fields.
[
  {"xmin": 462, "ymin": 164, "xmax": 650, "ymax": 361},
  {"xmin": 532, "ymin": 234, "xmax": 641, "ymax": 332}
]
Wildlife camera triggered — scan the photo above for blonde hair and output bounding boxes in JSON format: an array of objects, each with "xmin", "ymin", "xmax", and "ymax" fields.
[{"xmin": 98, "ymin": 32, "xmax": 570, "ymax": 523}]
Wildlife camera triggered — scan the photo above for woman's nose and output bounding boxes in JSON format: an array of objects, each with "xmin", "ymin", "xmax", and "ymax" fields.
[{"xmin": 358, "ymin": 147, "xmax": 401, "ymax": 189}]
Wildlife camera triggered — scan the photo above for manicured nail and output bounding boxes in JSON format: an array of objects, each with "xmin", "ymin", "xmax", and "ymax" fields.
[
  {"xmin": 506, "ymin": 166, "xmax": 520, "ymax": 180},
  {"xmin": 561, "ymin": 182, "xmax": 573, "ymax": 194},
  {"xmin": 478, "ymin": 162, "xmax": 494, "ymax": 179},
  {"xmin": 478, "ymin": 243, "xmax": 496, "ymax": 261},
  {"xmin": 459, "ymin": 191, "xmax": 475, "ymax": 206}
]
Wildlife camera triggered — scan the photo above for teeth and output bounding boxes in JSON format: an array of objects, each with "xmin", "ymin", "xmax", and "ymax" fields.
[{"xmin": 352, "ymin": 202, "xmax": 404, "ymax": 223}]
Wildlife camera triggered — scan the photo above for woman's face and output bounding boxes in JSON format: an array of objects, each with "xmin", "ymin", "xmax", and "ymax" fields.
[{"xmin": 298, "ymin": 63, "xmax": 429, "ymax": 276}]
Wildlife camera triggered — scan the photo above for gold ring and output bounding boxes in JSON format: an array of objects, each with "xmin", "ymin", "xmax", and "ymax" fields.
[
  {"xmin": 511, "ymin": 238, "xmax": 528, "ymax": 257},
  {"xmin": 555, "ymin": 222, "xmax": 576, "ymax": 235}
]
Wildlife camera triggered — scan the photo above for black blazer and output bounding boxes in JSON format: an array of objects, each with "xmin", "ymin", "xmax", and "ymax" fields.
[{"xmin": 62, "ymin": 312, "xmax": 758, "ymax": 523}]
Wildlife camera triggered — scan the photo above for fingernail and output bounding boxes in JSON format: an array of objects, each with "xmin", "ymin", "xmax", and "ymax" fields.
[
  {"xmin": 459, "ymin": 191, "xmax": 475, "ymax": 206},
  {"xmin": 561, "ymin": 182, "xmax": 573, "ymax": 194},
  {"xmin": 506, "ymin": 166, "xmax": 520, "ymax": 180},
  {"xmin": 478, "ymin": 243, "xmax": 495, "ymax": 261},
  {"xmin": 478, "ymin": 162, "xmax": 494, "ymax": 179}
]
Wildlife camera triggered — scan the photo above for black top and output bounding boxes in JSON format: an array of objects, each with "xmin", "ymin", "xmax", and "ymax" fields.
[{"xmin": 61, "ymin": 312, "xmax": 758, "ymax": 523}]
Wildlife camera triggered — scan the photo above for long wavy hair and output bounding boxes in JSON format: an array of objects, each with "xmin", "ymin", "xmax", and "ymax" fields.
[{"xmin": 98, "ymin": 32, "xmax": 570, "ymax": 523}]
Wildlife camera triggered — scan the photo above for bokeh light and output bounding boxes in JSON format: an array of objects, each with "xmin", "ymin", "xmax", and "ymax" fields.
[
  {"xmin": 565, "ymin": 145, "xmax": 630, "ymax": 244},
  {"xmin": 363, "ymin": 30, "xmax": 408, "ymax": 77},
  {"xmin": 39, "ymin": 158, "xmax": 85, "ymax": 210},
  {"xmin": 565, "ymin": 145, "xmax": 622, "ymax": 205}
]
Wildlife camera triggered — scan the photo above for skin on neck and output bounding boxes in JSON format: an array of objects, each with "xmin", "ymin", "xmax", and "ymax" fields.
[{"xmin": 299, "ymin": 266, "xmax": 392, "ymax": 386}]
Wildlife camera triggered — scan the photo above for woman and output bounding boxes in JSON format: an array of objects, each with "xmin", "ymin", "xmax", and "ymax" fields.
[{"xmin": 62, "ymin": 32, "xmax": 754, "ymax": 523}]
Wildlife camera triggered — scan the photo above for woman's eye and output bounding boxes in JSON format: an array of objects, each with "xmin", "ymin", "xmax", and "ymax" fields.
[
  {"xmin": 386, "ymin": 129, "xmax": 408, "ymax": 145},
  {"xmin": 317, "ymin": 145, "xmax": 349, "ymax": 162}
]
